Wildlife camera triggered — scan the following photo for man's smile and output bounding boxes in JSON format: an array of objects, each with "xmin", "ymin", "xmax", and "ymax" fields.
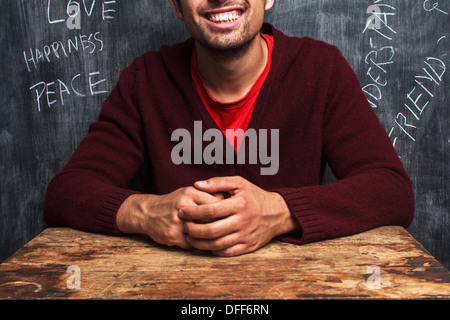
[
  {"xmin": 206, "ymin": 9, "xmax": 242, "ymax": 23},
  {"xmin": 201, "ymin": 5, "xmax": 246, "ymax": 29}
]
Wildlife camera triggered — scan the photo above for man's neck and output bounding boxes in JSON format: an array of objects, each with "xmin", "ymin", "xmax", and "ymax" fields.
[{"xmin": 195, "ymin": 34, "xmax": 269, "ymax": 103}]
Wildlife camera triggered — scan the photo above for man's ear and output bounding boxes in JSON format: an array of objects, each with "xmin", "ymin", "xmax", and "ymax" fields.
[
  {"xmin": 264, "ymin": 0, "xmax": 275, "ymax": 11},
  {"xmin": 169, "ymin": 0, "xmax": 184, "ymax": 20}
]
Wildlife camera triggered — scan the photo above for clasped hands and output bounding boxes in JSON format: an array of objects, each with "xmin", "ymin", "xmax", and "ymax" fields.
[{"xmin": 117, "ymin": 176, "xmax": 299, "ymax": 257}]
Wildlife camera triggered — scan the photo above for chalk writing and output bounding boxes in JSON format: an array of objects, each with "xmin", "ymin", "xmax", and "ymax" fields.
[
  {"xmin": 23, "ymin": 31, "xmax": 104, "ymax": 72},
  {"xmin": 385, "ymin": 4, "xmax": 448, "ymax": 151},
  {"xmin": 362, "ymin": 1, "xmax": 448, "ymax": 154},
  {"xmin": 364, "ymin": 44, "xmax": 395, "ymax": 87},
  {"xmin": 47, "ymin": 0, "xmax": 116, "ymax": 26},
  {"xmin": 362, "ymin": 1, "xmax": 397, "ymax": 109},
  {"xmin": 29, "ymin": 71, "xmax": 108, "ymax": 112},
  {"xmin": 423, "ymin": 0, "xmax": 448, "ymax": 15},
  {"xmin": 437, "ymin": 35, "xmax": 447, "ymax": 44},
  {"xmin": 389, "ymin": 56, "xmax": 446, "ymax": 145},
  {"xmin": 363, "ymin": 2, "xmax": 397, "ymax": 40},
  {"xmin": 24, "ymin": 1, "xmax": 119, "ymax": 113}
]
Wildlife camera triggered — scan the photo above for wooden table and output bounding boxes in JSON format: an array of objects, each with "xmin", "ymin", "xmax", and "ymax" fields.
[{"xmin": 0, "ymin": 226, "xmax": 449, "ymax": 300}]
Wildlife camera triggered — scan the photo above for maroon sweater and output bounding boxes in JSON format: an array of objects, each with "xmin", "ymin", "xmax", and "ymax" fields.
[{"xmin": 44, "ymin": 24, "xmax": 414, "ymax": 245}]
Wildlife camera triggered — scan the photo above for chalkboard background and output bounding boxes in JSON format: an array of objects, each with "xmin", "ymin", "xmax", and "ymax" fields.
[{"xmin": 1, "ymin": 0, "xmax": 449, "ymax": 270}]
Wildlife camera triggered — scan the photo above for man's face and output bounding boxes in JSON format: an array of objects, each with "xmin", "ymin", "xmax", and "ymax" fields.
[{"xmin": 171, "ymin": 0, "xmax": 274, "ymax": 51}]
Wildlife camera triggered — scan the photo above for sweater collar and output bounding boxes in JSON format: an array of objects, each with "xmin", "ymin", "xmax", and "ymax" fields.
[{"xmin": 162, "ymin": 23, "xmax": 286, "ymax": 131}]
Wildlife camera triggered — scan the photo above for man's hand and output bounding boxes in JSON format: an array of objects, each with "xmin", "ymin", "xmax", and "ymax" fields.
[
  {"xmin": 116, "ymin": 187, "xmax": 222, "ymax": 250},
  {"xmin": 179, "ymin": 176, "xmax": 300, "ymax": 257}
]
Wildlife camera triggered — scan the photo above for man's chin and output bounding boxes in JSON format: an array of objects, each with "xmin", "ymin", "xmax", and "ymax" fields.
[{"xmin": 197, "ymin": 33, "xmax": 258, "ymax": 56}]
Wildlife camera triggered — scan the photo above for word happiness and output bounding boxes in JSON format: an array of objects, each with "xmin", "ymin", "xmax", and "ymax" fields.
[{"xmin": 23, "ymin": 31, "xmax": 103, "ymax": 72}]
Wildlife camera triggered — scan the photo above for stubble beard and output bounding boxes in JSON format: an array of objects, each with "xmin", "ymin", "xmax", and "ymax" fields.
[{"xmin": 196, "ymin": 23, "xmax": 258, "ymax": 61}]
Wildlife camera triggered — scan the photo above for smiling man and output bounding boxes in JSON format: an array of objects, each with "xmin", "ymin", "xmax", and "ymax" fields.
[{"xmin": 44, "ymin": 0, "xmax": 414, "ymax": 257}]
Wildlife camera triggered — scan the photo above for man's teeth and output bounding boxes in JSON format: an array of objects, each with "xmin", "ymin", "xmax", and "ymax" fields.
[{"xmin": 209, "ymin": 12, "xmax": 241, "ymax": 23}]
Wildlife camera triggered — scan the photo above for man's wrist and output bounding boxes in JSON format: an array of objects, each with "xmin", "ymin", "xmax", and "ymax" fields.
[
  {"xmin": 116, "ymin": 194, "xmax": 148, "ymax": 234},
  {"xmin": 270, "ymin": 192, "xmax": 301, "ymax": 237}
]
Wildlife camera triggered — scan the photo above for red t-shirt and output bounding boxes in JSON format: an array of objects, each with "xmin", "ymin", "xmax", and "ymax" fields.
[{"xmin": 191, "ymin": 34, "xmax": 274, "ymax": 151}]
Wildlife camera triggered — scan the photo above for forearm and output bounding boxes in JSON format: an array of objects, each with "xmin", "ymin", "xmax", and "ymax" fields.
[
  {"xmin": 275, "ymin": 167, "xmax": 415, "ymax": 245},
  {"xmin": 44, "ymin": 171, "xmax": 139, "ymax": 235}
]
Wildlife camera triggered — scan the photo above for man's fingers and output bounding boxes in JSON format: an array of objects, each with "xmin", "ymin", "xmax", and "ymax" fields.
[
  {"xmin": 183, "ymin": 186, "xmax": 223, "ymax": 206},
  {"xmin": 185, "ymin": 232, "xmax": 241, "ymax": 252},
  {"xmin": 177, "ymin": 238, "xmax": 196, "ymax": 251},
  {"xmin": 186, "ymin": 234, "xmax": 255, "ymax": 257},
  {"xmin": 194, "ymin": 176, "xmax": 245, "ymax": 195},
  {"xmin": 179, "ymin": 196, "xmax": 240, "ymax": 221},
  {"xmin": 212, "ymin": 243, "xmax": 251, "ymax": 257},
  {"xmin": 183, "ymin": 215, "xmax": 238, "ymax": 240}
]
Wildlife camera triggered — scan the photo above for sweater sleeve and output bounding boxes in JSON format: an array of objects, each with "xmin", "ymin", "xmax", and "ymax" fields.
[
  {"xmin": 44, "ymin": 60, "xmax": 146, "ymax": 235},
  {"xmin": 273, "ymin": 52, "xmax": 415, "ymax": 245}
]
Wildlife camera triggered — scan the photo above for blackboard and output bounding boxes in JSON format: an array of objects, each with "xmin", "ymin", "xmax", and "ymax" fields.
[{"xmin": 1, "ymin": 0, "xmax": 449, "ymax": 270}]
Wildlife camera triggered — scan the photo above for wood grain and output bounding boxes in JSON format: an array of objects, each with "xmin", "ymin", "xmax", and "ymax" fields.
[{"xmin": 0, "ymin": 226, "xmax": 449, "ymax": 299}]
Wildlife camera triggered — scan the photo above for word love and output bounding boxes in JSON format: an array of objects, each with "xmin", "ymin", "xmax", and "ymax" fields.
[
  {"xmin": 171, "ymin": 121, "xmax": 279, "ymax": 176},
  {"xmin": 47, "ymin": 0, "xmax": 116, "ymax": 26}
]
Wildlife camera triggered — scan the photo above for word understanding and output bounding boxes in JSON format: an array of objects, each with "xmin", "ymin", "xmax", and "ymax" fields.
[{"xmin": 362, "ymin": 1, "xmax": 398, "ymax": 110}]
